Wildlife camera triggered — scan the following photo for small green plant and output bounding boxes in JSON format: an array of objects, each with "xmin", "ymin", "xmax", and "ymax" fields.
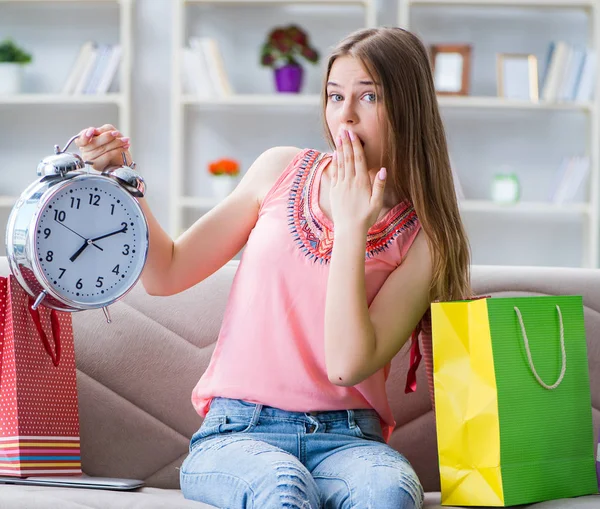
[{"xmin": 0, "ymin": 38, "xmax": 33, "ymax": 64}]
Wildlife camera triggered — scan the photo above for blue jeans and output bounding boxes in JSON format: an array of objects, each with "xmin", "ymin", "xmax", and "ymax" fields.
[{"xmin": 180, "ymin": 398, "xmax": 424, "ymax": 509}]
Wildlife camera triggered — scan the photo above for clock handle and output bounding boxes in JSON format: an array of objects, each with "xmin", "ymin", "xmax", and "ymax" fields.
[
  {"xmin": 54, "ymin": 134, "xmax": 81, "ymax": 155},
  {"xmin": 103, "ymin": 306, "xmax": 112, "ymax": 324}
]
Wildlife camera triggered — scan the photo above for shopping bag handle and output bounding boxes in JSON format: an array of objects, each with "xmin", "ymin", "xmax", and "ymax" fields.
[
  {"xmin": 0, "ymin": 279, "xmax": 7, "ymax": 384},
  {"xmin": 514, "ymin": 305, "xmax": 566, "ymax": 390},
  {"xmin": 27, "ymin": 298, "xmax": 61, "ymax": 367}
]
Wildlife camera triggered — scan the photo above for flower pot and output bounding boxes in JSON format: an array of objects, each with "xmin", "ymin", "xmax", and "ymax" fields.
[
  {"xmin": 210, "ymin": 176, "xmax": 236, "ymax": 201},
  {"xmin": 0, "ymin": 63, "xmax": 24, "ymax": 94},
  {"xmin": 275, "ymin": 64, "xmax": 303, "ymax": 93}
]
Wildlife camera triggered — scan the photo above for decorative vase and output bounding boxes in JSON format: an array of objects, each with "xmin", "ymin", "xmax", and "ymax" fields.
[
  {"xmin": 210, "ymin": 176, "xmax": 236, "ymax": 201},
  {"xmin": 275, "ymin": 64, "xmax": 303, "ymax": 93},
  {"xmin": 0, "ymin": 63, "xmax": 24, "ymax": 95}
]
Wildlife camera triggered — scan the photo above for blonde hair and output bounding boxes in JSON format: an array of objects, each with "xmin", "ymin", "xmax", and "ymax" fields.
[{"xmin": 321, "ymin": 27, "xmax": 471, "ymax": 302}]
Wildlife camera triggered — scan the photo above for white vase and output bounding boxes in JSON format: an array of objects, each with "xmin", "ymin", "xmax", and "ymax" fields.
[
  {"xmin": 0, "ymin": 63, "xmax": 24, "ymax": 95},
  {"xmin": 210, "ymin": 176, "xmax": 236, "ymax": 201}
]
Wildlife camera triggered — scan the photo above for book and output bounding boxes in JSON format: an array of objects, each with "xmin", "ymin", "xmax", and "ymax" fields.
[
  {"xmin": 183, "ymin": 42, "xmax": 217, "ymax": 98},
  {"xmin": 189, "ymin": 36, "xmax": 233, "ymax": 97},
  {"xmin": 95, "ymin": 45, "xmax": 122, "ymax": 94},
  {"xmin": 61, "ymin": 41, "xmax": 96, "ymax": 94}
]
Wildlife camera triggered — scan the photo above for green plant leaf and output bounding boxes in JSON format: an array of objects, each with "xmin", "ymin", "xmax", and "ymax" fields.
[{"xmin": 0, "ymin": 38, "xmax": 33, "ymax": 64}]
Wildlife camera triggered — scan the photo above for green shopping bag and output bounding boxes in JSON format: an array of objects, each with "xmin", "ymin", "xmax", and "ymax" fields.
[{"xmin": 432, "ymin": 295, "xmax": 598, "ymax": 506}]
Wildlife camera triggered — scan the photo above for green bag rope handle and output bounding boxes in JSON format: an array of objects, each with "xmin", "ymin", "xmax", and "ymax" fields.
[{"xmin": 514, "ymin": 305, "xmax": 566, "ymax": 390}]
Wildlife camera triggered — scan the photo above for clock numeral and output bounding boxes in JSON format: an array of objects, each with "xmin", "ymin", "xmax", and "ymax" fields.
[
  {"xmin": 110, "ymin": 204, "xmax": 115, "ymax": 216},
  {"xmin": 121, "ymin": 221, "xmax": 128, "ymax": 232},
  {"xmin": 53, "ymin": 210, "xmax": 66, "ymax": 222},
  {"xmin": 70, "ymin": 197, "xmax": 81, "ymax": 209},
  {"xmin": 112, "ymin": 264, "xmax": 120, "ymax": 276},
  {"xmin": 76, "ymin": 278, "xmax": 83, "ymax": 290},
  {"xmin": 58, "ymin": 268, "xmax": 66, "ymax": 279},
  {"xmin": 45, "ymin": 251, "xmax": 54, "ymax": 262},
  {"xmin": 96, "ymin": 277, "xmax": 104, "ymax": 288},
  {"xmin": 122, "ymin": 244, "xmax": 130, "ymax": 255},
  {"xmin": 89, "ymin": 194, "xmax": 101, "ymax": 206},
  {"xmin": 43, "ymin": 228, "xmax": 51, "ymax": 239}
]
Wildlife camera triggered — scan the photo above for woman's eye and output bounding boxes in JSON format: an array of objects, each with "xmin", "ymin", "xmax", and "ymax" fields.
[
  {"xmin": 328, "ymin": 93, "xmax": 343, "ymax": 102},
  {"xmin": 364, "ymin": 93, "xmax": 377, "ymax": 102}
]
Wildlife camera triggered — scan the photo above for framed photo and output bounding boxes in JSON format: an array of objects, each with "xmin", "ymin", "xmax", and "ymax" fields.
[
  {"xmin": 497, "ymin": 53, "xmax": 539, "ymax": 101},
  {"xmin": 430, "ymin": 44, "xmax": 472, "ymax": 96}
]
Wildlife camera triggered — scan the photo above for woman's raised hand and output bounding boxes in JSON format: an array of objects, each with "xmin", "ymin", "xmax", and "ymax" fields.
[
  {"xmin": 74, "ymin": 124, "xmax": 132, "ymax": 172},
  {"xmin": 329, "ymin": 127, "xmax": 387, "ymax": 234}
]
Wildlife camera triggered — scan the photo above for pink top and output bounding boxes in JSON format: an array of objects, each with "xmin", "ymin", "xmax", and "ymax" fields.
[{"xmin": 191, "ymin": 149, "xmax": 422, "ymax": 441}]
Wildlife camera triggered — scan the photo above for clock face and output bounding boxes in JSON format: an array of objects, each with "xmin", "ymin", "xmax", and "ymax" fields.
[{"xmin": 33, "ymin": 175, "xmax": 148, "ymax": 307}]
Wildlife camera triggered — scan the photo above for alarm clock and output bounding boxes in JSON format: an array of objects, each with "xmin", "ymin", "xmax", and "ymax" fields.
[{"xmin": 5, "ymin": 133, "xmax": 149, "ymax": 323}]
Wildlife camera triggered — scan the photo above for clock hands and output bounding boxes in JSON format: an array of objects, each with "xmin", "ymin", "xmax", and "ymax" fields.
[
  {"xmin": 69, "ymin": 224, "xmax": 128, "ymax": 263},
  {"xmin": 54, "ymin": 219, "xmax": 103, "ymax": 252},
  {"xmin": 89, "ymin": 224, "xmax": 128, "ymax": 243},
  {"xmin": 69, "ymin": 240, "xmax": 92, "ymax": 262}
]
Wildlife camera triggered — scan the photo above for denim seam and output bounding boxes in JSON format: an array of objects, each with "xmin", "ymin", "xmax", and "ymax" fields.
[
  {"xmin": 181, "ymin": 471, "xmax": 257, "ymax": 508},
  {"xmin": 312, "ymin": 473, "xmax": 355, "ymax": 507}
]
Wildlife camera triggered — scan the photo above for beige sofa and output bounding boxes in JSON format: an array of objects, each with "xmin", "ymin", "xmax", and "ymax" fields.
[{"xmin": 0, "ymin": 256, "xmax": 598, "ymax": 508}]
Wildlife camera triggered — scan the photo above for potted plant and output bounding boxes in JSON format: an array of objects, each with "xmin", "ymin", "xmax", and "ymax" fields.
[
  {"xmin": 260, "ymin": 24, "xmax": 319, "ymax": 93},
  {"xmin": 208, "ymin": 158, "xmax": 240, "ymax": 200},
  {"xmin": 0, "ymin": 38, "xmax": 32, "ymax": 95}
]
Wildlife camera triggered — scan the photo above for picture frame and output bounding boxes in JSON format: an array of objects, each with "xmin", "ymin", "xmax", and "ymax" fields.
[
  {"xmin": 497, "ymin": 53, "xmax": 539, "ymax": 101},
  {"xmin": 430, "ymin": 44, "xmax": 472, "ymax": 96}
]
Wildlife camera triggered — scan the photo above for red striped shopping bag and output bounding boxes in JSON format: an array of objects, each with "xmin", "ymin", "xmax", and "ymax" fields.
[{"xmin": 0, "ymin": 275, "xmax": 81, "ymax": 476}]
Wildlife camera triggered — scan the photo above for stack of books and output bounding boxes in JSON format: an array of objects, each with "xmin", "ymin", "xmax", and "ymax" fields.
[
  {"xmin": 541, "ymin": 41, "xmax": 596, "ymax": 103},
  {"xmin": 62, "ymin": 41, "xmax": 122, "ymax": 95},
  {"xmin": 181, "ymin": 36, "xmax": 233, "ymax": 98}
]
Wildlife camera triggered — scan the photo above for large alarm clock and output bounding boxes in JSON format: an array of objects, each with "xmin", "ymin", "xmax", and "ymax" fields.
[{"xmin": 5, "ymin": 133, "xmax": 149, "ymax": 323}]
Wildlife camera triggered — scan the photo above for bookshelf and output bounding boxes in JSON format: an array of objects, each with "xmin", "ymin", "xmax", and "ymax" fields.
[
  {"xmin": 399, "ymin": 0, "xmax": 600, "ymax": 268},
  {"xmin": 170, "ymin": 0, "xmax": 376, "ymax": 237},
  {"xmin": 0, "ymin": 0, "xmax": 133, "ymax": 256}
]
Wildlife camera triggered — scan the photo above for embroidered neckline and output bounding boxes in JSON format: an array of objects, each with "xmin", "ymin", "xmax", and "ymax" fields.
[{"xmin": 288, "ymin": 149, "xmax": 418, "ymax": 264}]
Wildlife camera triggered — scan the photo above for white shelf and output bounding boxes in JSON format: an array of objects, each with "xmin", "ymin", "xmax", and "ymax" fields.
[
  {"xmin": 0, "ymin": 94, "xmax": 124, "ymax": 105},
  {"xmin": 408, "ymin": 0, "xmax": 594, "ymax": 8},
  {"xmin": 171, "ymin": 0, "xmax": 377, "ymax": 235},
  {"xmin": 438, "ymin": 96, "xmax": 594, "ymax": 112},
  {"xmin": 0, "ymin": 0, "xmax": 133, "ymax": 257},
  {"xmin": 459, "ymin": 200, "xmax": 591, "ymax": 215},
  {"xmin": 182, "ymin": 94, "xmax": 321, "ymax": 107},
  {"xmin": 0, "ymin": 196, "xmax": 17, "ymax": 209},
  {"xmin": 400, "ymin": 0, "xmax": 600, "ymax": 268},
  {"xmin": 185, "ymin": 0, "xmax": 370, "ymax": 4}
]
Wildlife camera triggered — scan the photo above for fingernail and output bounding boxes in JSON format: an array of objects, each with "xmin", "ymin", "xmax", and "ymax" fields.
[
  {"xmin": 336, "ymin": 136, "xmax": 342, "ymax": 147},
  {"xmin": 348, "ymin": 130, "xmax": 356, "ymax": 141},
  {"xmin": 378, "ymin": 168, "xmax": 387, "ymax": 180},
  {"xmin": 120, "ymin": 137, "xmax": 130, "ymax": 143},
  {"xmin": 111, "ymin": 130, "xmax": 120, "ymax": 137},
  {"xmin": 85, "ymin": 128, "xmax": 95, "ymax": 137}
]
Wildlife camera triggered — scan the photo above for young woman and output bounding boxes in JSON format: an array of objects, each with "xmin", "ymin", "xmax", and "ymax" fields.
[{"xmin": 76, "ymin": 26, "xmax": 470, "ymax": 509}]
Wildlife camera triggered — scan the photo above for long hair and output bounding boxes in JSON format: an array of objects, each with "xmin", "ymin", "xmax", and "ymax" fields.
[{"xmin": 321, "ymin": 27, "xmax": 471, "ymax": 302}]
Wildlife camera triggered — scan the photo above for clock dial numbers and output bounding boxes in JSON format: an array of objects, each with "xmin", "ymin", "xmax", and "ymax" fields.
[{"xmin": 34, "ymin": 177, "xmax": 145, "ymax": 306}]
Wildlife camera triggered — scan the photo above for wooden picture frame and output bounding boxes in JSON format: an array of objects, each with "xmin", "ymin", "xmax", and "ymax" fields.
[
  {"xmin": 497, "ymin": 53, "xmax": 539, "ymax": 102},
  {"xmin": 430, "ymin": 44, "xmax": 472, "ymax": 96}
]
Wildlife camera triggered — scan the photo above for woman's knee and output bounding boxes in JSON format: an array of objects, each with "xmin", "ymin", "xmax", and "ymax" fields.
[
  {"xmin": 180, "ymin": 435, "xmax": 321, "ymax": 508},
  {"xmin": 361, "ymin": 462, "xmax": 424, "ymax": 509}
]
